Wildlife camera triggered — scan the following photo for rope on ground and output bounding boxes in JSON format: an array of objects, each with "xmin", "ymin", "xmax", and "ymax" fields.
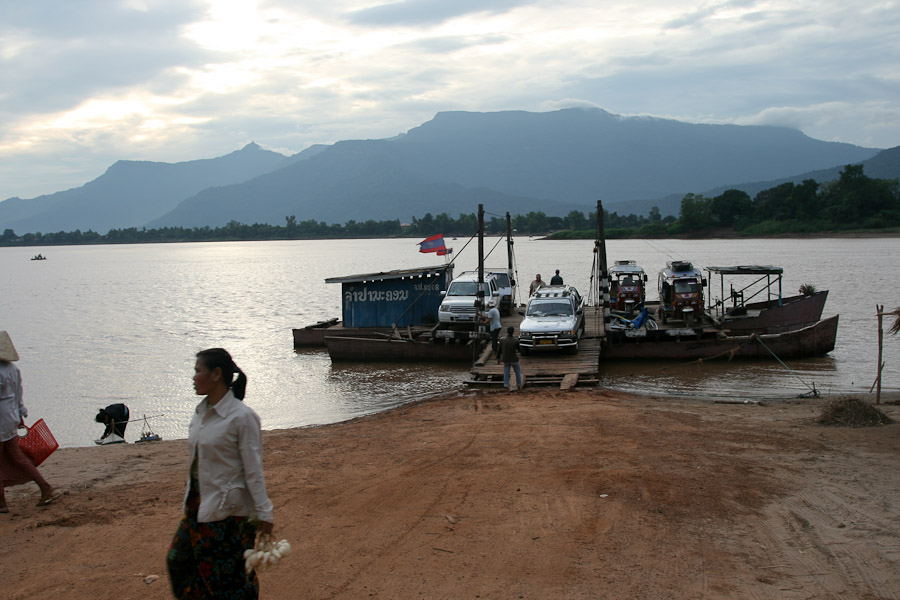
[
  {"xmin": 603, "ymin": 386, "xmax": 815, "ymax": 404},
  {"xmin": 751, "ymin": 333, "xmax": 820, "ymax": 397}
]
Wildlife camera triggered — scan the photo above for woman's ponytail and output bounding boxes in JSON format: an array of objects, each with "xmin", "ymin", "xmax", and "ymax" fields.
[
  {"xmin": 196, "ymin": 348, "xmax": 248, "ymax": 401},
  {"xmin": 231, "ymin": 366, "xmax": 247, "ymax": 400}
]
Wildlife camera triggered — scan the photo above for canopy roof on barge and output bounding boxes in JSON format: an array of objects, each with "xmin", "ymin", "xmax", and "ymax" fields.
[
  {"xmin": 705, "ymin": 265, "xmax": 784, "ymax": 275},
  {"xmin": 325, "ymin": 265, "xmax": 450, "ymax": 285}
]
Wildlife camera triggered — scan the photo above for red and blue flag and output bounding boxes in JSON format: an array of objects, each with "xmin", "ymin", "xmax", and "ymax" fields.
[{"xmin": 418, "ymin": 233, "xmax": 447, "ymax": 253}]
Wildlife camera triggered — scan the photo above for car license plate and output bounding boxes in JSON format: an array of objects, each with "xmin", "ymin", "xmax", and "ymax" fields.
[{"xmin": 538, "ymin": 339, "xmax": 555, "ymax": 345}]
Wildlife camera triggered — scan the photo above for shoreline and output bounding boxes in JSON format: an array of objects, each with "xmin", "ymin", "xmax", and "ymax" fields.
[
  {"xmin": 544, "ymin": 229, "xmax": 900, "ymax": 240},
  {"xmin": 4, "ymin": 229, "xmax": 900, "ymax": 250},
  {"xmin": 3, "ymin": 388, "xmax": 899, "ymax": 599}
]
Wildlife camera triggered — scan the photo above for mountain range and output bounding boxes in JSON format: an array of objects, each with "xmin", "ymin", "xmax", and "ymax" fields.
[{"xmin": 1, "ymin": 108, "xmax": 893, "ymax": 234}]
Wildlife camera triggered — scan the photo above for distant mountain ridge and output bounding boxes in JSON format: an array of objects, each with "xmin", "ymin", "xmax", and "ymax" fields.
[
  {"xmin": 1, "ymin": 108, "xmax": 888, "ymax": 233},
  {"xmin": 147, "ymin": 139, "xmax": 585, "ymax": 228},
  {"xmin": 391, "ymin": 109, "xmax": 876, "ymax": 202},
  {"xmin": 0, "ymin": 143, "xmax": 290, "ymax": 233}
]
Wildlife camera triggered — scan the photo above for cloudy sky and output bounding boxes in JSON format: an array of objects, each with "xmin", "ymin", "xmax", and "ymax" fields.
[{"xmin": 2, "ymin": 0, "xmax": 898, "ymax": 200}]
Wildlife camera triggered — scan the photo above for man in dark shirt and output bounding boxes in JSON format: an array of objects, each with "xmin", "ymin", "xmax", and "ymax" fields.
[
  {"xmin": 96, "ymin": 403, "xmax": 129, "ymax": 440},
  {"xmin": 498, "ymin": 326, "xmax": 523, "ymax": 391},
  {"xmin": 550, "ymin": 269, "xmax": 563, "ymax": 285}
]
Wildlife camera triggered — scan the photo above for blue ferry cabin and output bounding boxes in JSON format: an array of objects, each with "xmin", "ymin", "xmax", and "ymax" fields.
[{"xmin": 325, "ymin": 265, "xmax": 453, "ymax": 328}]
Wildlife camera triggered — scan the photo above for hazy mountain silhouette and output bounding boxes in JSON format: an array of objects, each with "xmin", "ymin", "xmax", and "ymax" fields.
[
  {"xmin": 151, "ymin": 108, "xmax": 878, "ymax": 228},
  {"xmin": 0, "ymin": 143, "xmax": 290, "ymax": 233},
  {"xmin": 147, "ymin": 139, "xmax": 583, "ymax": 228},
  {"xmin": 388, "ymin": 109, "xmax": 877, "ymax": 203},
  {"xmin": 2, "ymin": 108, "xmax": 883, "ymax": 233}
]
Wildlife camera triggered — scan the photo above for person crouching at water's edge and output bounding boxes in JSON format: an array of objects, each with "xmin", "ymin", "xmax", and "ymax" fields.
[
  {"xmin": 95, "ymin": 403, "xmax": 129, "ymax": 440},
  {"xmin": 167, "ymin": 348, "xmax": 274, "ymax": 599}
]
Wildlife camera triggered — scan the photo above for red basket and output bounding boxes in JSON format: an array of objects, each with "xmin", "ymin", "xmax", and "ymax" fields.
[
  {"xmin": 18, "ymin": 419, "xmax": 59, "ymax": 467},
  {"xmin": 0, "ymin": 419, "xmax": 59, "ymax": 487}
]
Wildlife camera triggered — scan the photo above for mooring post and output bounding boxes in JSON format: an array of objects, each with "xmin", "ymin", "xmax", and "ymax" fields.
[
  {"xmin": 876, "ymin": 304, "xmax": 884, "ymax": 404},
  {"xmin": 478, "ymin": 204, "xmax": 485, "ymax": 294},
  {"xmin": 476, "ymin": 204, "xmax": 485, "ymax": 363},
  {"xmin": 596, "ymin": 200, "xmax": 611, "ymax": 334},
  {"xmin": 506, "ymin": 212, "xmax": 513, "ymax": 272}
]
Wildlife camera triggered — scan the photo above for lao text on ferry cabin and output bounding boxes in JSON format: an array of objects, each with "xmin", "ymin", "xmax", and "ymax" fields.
[{"xmin": 292, "ymin": 265, "xmax": 452, "ymax": 348}]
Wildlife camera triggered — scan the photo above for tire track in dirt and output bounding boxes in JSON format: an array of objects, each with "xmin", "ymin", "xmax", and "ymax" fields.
[
  {"xmin": 302, "ymin": 401, "xmax": 495, "ymax": 599},
  {"xmin": 752, "ymin": 455, "xmax": 900, "ymax": 599}
]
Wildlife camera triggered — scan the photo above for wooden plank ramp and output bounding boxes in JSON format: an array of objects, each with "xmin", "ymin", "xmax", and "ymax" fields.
[{"xmin": 468, "ymin": 337, "xmax": 601, "ymax": 389}]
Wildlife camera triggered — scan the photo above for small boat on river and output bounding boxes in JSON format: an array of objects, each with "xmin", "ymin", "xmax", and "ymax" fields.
[
  {"xmin": 324, "ymin": 334, "xmax": 478, "ymax": 362},
  {"xmin": 705, "ymin": 265, "xmax": 828, "ymax": 334}
]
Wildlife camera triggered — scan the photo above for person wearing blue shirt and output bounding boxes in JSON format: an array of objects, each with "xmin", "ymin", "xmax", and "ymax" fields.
[{"xmin": 479, "ymin": 300, "xmax": 502, "ymax": 360}]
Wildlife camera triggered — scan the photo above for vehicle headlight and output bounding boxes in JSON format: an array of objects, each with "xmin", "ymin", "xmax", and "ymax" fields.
[{"xmin": 440, "ymin": 304, "xmax": 449, "ymax": 311}]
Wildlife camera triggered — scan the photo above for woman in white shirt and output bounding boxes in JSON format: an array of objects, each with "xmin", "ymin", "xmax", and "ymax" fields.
[{"xmin": 167, "ymin": 348, "xmax": 274, "ymax": 599}]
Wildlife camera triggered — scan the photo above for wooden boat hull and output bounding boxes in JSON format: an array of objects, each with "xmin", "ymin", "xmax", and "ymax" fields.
[
  {"xmin": 293, "ymin": 321, "xmax": 395, "ymax": 348},
  {"xmin": 716, "ymin": 291, "xmax": 828, "ymax": 334},
  {"xmin": 602, "ymin": 315, "xmax": 838, "ymax": 360},
  {"xmin": 324, "ymin": 335, "xmax": 477, "ymax": 362}
]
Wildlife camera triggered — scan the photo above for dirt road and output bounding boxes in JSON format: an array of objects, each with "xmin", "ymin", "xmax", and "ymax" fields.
[{"xmin": 2, "ymin": 389, "xmax": 898, "ymax": 599}]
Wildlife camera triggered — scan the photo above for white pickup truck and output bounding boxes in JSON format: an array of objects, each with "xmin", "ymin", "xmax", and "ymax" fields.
[{"xmin": 437, "ymin": 272, "xmax": 501, "ymax": 325}]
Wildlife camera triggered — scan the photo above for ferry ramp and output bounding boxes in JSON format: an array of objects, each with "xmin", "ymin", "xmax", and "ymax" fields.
[{"xmin": 467, "ymin": 306, "xmax": 603, "ymax": 389}]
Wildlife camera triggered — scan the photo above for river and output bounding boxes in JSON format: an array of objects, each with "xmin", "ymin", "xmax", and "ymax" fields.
[{"xmin": 2, "ymin": 236, "xmax": 897, "ymax": 448}]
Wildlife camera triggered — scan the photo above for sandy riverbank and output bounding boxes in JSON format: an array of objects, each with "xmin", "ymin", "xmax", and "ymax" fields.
[{"xmin": 2, "ymin": 388, "xmax": 899, "ymax": 600}]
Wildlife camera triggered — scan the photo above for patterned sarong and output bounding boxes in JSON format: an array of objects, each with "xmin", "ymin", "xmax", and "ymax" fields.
[{"xmin": 167, "ymin": 478, "xmax": 259, "ymax": 599}]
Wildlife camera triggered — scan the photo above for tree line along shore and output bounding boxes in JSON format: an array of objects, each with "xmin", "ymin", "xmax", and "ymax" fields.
[{"xmin": 2, "ymin": 164, "xmax": 897, "ymax": 247}]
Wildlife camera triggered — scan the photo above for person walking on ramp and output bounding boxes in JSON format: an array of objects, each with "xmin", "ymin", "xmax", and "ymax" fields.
[{"xmin": 499, "ymin": 326, "xmax": 523, "ymax": 392}]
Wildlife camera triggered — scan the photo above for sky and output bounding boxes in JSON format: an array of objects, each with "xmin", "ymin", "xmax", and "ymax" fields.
[{"xmin": 1, "ymin": 0, "xmax": 899, "ymax": 201}]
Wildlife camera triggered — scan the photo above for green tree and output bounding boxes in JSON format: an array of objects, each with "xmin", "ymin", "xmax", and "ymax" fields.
[
  {"xmin": 710, "ymin": 189, "xmax": 752, "ymax": 227},
  {"xmin": 677, "ymin": 194, "xmax": 713, "ymax": 232}
]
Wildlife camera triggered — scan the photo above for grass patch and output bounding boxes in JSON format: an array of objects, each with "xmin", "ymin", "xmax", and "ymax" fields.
[{"xmin": 817, "ymin": 397, "xmax": 894, "ymax": 427}]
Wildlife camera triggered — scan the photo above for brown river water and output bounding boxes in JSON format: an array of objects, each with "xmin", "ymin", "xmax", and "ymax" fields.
[{"xmin": 2, "ymin": 236, "xmax": 897, "ymax": 447}]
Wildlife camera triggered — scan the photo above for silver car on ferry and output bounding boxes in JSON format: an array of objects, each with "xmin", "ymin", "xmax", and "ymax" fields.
[{"xmin": 518, "ymin": 285, "xmax": 585, "ymax": 352}]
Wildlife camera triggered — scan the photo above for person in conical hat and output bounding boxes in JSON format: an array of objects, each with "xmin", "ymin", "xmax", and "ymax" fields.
[
  {"xmin": 0, "ymin": 331, "xmax": 19, "ymax": 362},
  {"xmin": 1, "ymin": 331, "xmax": 59, "ymax": 511}
]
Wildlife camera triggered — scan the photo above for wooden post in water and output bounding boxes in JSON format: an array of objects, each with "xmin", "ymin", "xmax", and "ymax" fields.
[
  {"xmin": 506, "ymin": 212, "xmax": 513, "ymax": 273},
  {"xmin": 876, "ymin": 304, "xmax": 884, "ymax": 405},
  {"xmin": 476, "ymin": 204, "xmax": 485, "ymax": 363},
  {"xmin": 477, "ymin": 204, "xmax": 485, "ymax": 299},
  {"xmin": 595, "ymin": 200, "xmax": 611, "ymax": 333}
]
